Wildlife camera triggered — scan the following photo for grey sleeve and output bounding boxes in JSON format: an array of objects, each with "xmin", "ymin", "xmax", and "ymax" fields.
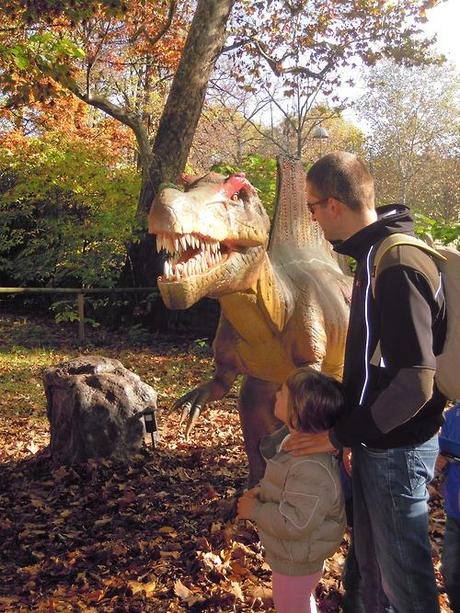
[
  {"xmin": 370, "ymin": 367, "xmax": 435, "ymax": 433},
  {"xmin": 331, "ymin": 367, "xmax": 435, "ymax": 446}
]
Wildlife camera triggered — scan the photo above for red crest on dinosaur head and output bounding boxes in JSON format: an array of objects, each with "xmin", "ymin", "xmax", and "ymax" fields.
[{"xmin": 222, "ymin": 173, "xmax": 254, "ymax": 198}]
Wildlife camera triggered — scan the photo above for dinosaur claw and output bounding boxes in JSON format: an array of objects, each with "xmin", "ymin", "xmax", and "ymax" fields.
[
  {"xmin": 185, "ymin": 405, "xmax": 202, "ymax": 439},
  {"xmin": 179, "ymin": 402, "xmax": 191, "ymax": 426},
  {"xmin": 174, "ymin": 384, "xmax": 213, "ymax": 438}
]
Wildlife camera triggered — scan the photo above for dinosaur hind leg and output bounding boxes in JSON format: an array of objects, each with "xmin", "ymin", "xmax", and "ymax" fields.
[{"xmin": 239, "ymin": 376, "xmax": 282, "ymax": 487}]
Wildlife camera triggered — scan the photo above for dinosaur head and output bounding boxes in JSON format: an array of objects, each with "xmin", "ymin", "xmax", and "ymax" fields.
[{"xmin": 148, "ymin": 172, "xmax": 270, "ymax": 309}]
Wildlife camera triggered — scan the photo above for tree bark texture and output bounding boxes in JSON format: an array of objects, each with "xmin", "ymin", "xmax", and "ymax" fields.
[{"xmin": 140, "ymin": 0, "xmax": 236, "ymax": 216}]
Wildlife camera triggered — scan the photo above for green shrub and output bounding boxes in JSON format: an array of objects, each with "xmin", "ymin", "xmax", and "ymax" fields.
[
  {"xmin": 0, "ymin": 132, "xmax": 140, "ymax": 290},
  {"xmin": 415, "ymin": 213, "xmax": 460, "ymax": 248}
]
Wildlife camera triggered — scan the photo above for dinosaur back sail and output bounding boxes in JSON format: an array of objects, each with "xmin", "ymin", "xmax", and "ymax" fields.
[{"xmin": 268, "ymin": 157, "xmax": 328, "ymax": 254}]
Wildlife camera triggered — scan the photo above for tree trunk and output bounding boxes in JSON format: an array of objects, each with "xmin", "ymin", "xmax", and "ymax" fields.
[
  {"xmin": 143, "ymin": 0, "xmax": 235, "ymax": 215},
  {"xmin": 123, "ymin": 0, "xmax": 235, "ymax": 295}
]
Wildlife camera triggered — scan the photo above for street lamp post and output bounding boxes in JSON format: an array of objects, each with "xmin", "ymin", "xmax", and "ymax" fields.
[{"xmin": 311, "ymin": 123, "xmax": 329, "ymax": 158}]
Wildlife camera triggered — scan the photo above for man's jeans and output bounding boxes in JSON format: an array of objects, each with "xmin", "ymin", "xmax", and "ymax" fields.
[
  {"xmin": 352, "ymin": 436, "xmax": 440, "ymax": 613},
  {"xmin": 442, "ymin": 516, "xmax": 460, "ymax": 612}
]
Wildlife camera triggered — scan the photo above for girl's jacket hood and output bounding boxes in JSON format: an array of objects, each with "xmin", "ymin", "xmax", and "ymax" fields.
[{"xmin": 333, "ymin": 204, "xmax": 415, "ymax": 261}]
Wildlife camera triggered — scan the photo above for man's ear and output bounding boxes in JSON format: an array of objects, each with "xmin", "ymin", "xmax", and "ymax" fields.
[{"xmin": 329, "ymin": 197, "xmax": 344, "ymax": 219}]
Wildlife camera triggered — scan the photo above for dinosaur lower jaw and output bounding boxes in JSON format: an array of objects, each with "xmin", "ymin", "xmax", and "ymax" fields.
[{"xmin": 157, "ymin": 243, "xmax": 265, "ymax": 310}]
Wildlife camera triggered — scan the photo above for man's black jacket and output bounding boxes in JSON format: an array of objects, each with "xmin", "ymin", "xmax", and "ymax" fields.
[{"xmin": 330, "ymin": 204, "xmax": 447, "ymax": 449}]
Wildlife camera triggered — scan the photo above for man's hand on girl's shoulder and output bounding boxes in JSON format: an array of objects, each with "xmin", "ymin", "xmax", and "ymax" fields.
[{"xmin": 283, "ymin": 430, "xmax": 336, "ymax": 456}]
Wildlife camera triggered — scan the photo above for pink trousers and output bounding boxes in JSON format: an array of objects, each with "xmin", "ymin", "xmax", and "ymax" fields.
[{"xmin": 271, "ymin": 570, "xmax": 322, "ymax": 613}]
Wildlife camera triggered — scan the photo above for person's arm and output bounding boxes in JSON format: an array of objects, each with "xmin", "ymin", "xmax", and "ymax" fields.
[
  {"xmin": 436, "ymin": 453, "xmax": 449, "ymax": 474},
  {"xmin": 332, "ymin": 266, "xmax": 439, "ymax": 447},
  {"xmin": 283, "ymin": 430, "xmax": 337, "ymax": 455},
  {"xmin": 244, "ymin": 462, "xmax": 334, "ymax": 540}
]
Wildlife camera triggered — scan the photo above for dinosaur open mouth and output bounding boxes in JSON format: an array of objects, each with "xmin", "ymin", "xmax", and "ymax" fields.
[{"xmin": 156, "ymin": 232, "xmax": 232, "ymax": 282}]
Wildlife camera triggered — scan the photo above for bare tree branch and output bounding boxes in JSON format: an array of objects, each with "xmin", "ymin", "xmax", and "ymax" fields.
[
  {"xmin": 64, "ymin": 83, "xmax": 152, "ymax": 167},
  {"xmin": 221, "ymin": 37, "xmax": 252, "ymax": 54},
  {"xmin": 129, "ymin": 0, "xmax": 177, "ymax": 47}
]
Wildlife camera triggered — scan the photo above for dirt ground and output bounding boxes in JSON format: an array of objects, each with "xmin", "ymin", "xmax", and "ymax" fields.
[{"xmin": 0, "ymin": 313, "xmax": 452, "ymax": 611}]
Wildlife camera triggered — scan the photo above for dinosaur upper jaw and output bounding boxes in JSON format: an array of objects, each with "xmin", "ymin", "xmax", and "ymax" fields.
[{"xmin": 156, "ymin": 230, "xmax": 265, "ymax": 309}]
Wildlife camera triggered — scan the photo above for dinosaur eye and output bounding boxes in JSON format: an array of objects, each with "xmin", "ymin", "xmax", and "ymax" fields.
[
  {"xmin": 228, "ymin": 190, "xmax": 244, "ymax": 204},
  {"xmin": 236, "ymin": 188, "xmax": 250, "ymax": 204}
]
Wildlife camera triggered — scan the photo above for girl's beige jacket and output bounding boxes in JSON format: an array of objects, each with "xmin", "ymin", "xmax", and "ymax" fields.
[{"xmin": 248, "ymin": 426, "xmax": 346, "ymax": 576}]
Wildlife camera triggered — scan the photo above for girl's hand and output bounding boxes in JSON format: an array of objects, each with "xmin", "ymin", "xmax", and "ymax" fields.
[
  {"xmin": 237, "ymin": 489, "xmax": 259, "ymax": 519},
  {"xmin": 243, "ymin": 485, "xmax": 261, "ymax": 498}
]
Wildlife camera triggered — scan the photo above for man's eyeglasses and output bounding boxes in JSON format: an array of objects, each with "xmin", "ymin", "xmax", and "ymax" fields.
[{"xmin": 306, "ymin": 197, "xmax": 329, "ymax": 214}]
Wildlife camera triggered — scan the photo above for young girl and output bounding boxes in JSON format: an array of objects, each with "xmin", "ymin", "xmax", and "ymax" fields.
[{"xmin": 237, "ymin": 367, "xmax": 346, "ymax": 613}]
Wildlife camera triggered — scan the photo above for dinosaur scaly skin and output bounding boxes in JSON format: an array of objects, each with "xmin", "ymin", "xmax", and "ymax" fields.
[{"xmin": 149, "ymin": 161, "xmax": 351, "ymax": 484}]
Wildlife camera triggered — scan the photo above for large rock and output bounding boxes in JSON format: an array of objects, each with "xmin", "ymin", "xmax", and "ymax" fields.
[{"xmin": 44, "ymin": 356, "xmax": 157, "ymax": 464}]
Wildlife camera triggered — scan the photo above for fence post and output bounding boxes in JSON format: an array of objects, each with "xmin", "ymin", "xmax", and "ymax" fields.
[{"xmin": 77, "ymin": 293, "xmax": 85, "ymax": 343}]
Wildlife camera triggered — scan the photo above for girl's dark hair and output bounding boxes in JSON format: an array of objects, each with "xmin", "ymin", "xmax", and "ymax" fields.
[{"xmin": 285, "ymin": 367, "xmax": 345, "ymax": 433}]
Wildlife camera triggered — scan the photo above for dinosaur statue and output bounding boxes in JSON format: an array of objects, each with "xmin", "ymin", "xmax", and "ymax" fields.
[{"xmin": 149, "ymin": 158, "xmax": 351, "ymax": 484}]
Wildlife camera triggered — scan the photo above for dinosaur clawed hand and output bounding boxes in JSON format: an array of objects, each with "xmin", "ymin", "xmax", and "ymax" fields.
[{"xmin": 172, "ymin": 383, "xmax": 214, "ymax": 440}]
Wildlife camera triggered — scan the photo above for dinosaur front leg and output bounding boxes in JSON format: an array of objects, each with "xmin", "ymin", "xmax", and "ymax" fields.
[{"xmin": 239, "ymin": 376, "xmax": 282, "ymax": 486}]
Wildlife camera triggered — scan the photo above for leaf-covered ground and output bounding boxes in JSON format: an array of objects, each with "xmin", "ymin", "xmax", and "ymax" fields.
[{"xmin": 0, "ymin": 313, "xmax": 453, "ymax": 612}]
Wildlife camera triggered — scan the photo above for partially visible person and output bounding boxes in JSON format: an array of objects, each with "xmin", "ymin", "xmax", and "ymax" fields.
[
  {"xmin": 438, "ymin": 403, "xmax": 460, "ymax": 612},
  {"xmin": 284, "ymin": 151, "xmax": 447, "ymax": 612},
  {"xmin": 237, "ymin": 367, "xmax": 346, "ymax": 613}
]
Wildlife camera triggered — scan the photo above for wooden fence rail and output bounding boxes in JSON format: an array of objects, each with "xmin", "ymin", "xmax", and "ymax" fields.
[{"xmin": 0, "ymin": 287, "xmax": 157, "ymax": 342}]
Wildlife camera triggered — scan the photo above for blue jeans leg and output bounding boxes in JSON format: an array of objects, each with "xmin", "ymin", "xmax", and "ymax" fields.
[
  {"xmin": 442, "ymin": 516, "xmax": 460, "ymax": 613},
  {"xmin": 352, "ymin": 453, "xmax": 392, "ymax": 613},
  {"xmin": 353, "ymin": 436, "xmax": 440, "ymax": 613}
]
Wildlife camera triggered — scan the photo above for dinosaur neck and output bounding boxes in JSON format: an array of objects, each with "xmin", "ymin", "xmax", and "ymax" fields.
[{"xmin": 219, "ymin": 253, "xmax": 289, "ymax": 333}]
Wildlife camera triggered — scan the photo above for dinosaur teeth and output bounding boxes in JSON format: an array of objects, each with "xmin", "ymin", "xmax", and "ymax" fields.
[
  {"xmin": 157, "ymin": 233, "xmax": 223, "ymax": 258},
  {"xmin": 163, "ymin": 252, "xmax": 225, "ymax": 281},
  {"xmin": 161, "ymin": 233, "xmax": 229, "ymax": 282},
  {"xmin": 157, "ymin": 233, "xmax": 174, "ymax": 255}
]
